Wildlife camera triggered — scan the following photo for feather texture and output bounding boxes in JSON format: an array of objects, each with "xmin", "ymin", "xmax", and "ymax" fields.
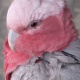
[
  {"xmin": 11, "ymin": 38, "xmax": 80, "ymax": 80},
  {"xmin": 3, "ymin": 0, "xmax": 79, "ymax": 80}
]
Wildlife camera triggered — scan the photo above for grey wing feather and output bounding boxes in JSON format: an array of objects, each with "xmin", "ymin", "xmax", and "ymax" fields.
[
  {"xmin": 64, "ymin": 38, "xmax": 80, "ymax": 61},
  {"xmin": 11, "ymin": 57, "xmax": 48, "ymax": 80}
]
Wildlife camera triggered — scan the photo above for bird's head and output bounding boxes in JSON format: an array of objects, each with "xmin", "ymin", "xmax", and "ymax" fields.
[{"xmin": 7, "ymin": 0, "xmax": 77, "ymax": 56}]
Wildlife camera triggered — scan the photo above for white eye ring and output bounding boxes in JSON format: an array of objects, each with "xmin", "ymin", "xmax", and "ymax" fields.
[{"xmin": 28, "ymin": 20, "xmax": 42, "ymax": 28}]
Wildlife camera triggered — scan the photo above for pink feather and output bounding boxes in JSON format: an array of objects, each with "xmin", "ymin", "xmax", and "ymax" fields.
[{"xmin": 3, "ymin": 0, "xmax": 78, "ymax": 80}]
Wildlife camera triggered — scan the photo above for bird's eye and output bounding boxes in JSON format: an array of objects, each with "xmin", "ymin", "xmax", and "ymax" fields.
[{"xmin": 29, "ymin": 20, "xmax": 42, "ymax": 28}]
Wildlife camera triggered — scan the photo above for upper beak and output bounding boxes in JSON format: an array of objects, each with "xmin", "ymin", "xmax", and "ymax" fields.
[{"xmin": 8, "ymin": 29, "xmax": 19, "ymax": 51}]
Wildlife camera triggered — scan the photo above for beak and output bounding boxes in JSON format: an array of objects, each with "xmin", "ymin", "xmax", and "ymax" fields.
[{"xmin": 8, "ymin": 29, "xmax": 19, "ymax": 51}]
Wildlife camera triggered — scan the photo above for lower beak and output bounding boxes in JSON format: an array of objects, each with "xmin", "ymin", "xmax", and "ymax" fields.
[{"xmin": 8, "ymin": 29, "xmax": 19, "ymax": 51}]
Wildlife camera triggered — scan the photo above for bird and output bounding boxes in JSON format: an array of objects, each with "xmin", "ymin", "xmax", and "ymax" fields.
[{"xmin": 3, "ymin": 0, "xmax": 80, "ymax": 80}]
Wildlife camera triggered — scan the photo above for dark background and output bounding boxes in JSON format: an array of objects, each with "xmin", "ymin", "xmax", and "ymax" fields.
[{"xmin": 0, "ymin": 0, "xmax": 80, "ymax": 79}]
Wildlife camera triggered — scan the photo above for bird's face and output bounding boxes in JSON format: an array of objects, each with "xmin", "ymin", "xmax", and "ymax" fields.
[{"xmin": 7, "ymin": 0, "xmax": 76, "ymax": 56}]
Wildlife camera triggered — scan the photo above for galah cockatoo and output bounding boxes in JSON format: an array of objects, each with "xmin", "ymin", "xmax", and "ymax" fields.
[{"xmin": 3, "ymin": 0, "xmax": 80, "ymax": 80}]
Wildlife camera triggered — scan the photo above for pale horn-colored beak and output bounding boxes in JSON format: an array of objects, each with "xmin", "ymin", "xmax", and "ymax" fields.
[{"xmin": 8, "ymin": 29, "xmax": 19, "ymax": 51}]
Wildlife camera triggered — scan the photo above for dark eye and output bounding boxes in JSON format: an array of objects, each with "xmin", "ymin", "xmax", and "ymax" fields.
[{"xmin": 29, "ymin": 20, "xmax": 41, "ymax": 28}]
